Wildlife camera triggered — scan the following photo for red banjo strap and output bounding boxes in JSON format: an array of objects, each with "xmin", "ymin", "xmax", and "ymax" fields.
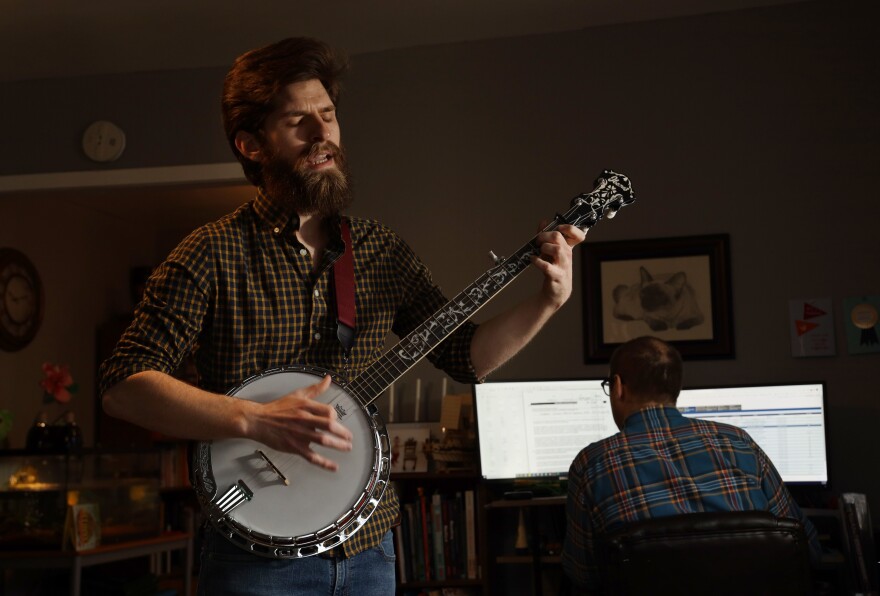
[{"xmin": 333, "ymin": 218, "xmax": 356, "ymax": 355}]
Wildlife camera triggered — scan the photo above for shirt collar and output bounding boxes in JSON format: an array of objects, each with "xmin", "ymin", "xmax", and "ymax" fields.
[
  {"xmin": 253, "ymin": 187, "xmax": 300, "ymax": 237},
  {"xmin": 623, "ymin": 404, "xmax": 684, "ymax": 432},
  {"xmin": 252, "ymin": 186, "xmax": 348, "ymax": 265}
]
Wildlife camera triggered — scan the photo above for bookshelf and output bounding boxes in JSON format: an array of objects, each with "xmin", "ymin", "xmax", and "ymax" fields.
[{"xmin": 391, "ymin": 471, "xmax": 489, "ymax": 596}]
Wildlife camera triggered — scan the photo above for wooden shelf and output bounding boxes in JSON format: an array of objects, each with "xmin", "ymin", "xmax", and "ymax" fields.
[
  {"xmin": 496, "ymin": 555, "xmax": 562, "ymax": 565},
  {"xmin": 486, "ymin": 496, "xmax": 565, "ymax": 509},
  {"xmin": 390, "ymin": 470, "xmax": 478, "ymax": 482}
]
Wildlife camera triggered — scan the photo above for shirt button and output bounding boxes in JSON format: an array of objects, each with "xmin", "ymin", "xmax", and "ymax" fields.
[
  {"xmin": 314, "ymin": 289, "xmax": 320, "ymax": 297},
  {"xmin": 314, "ymin": 333, "xmax": 322, "ymax": 340},
  {"xmin": 299, "ymin": 249, "xmax": 308, "ymax": 256},
  {"xmin": 273, "ymin": 227, "xmax": 281, "ymax": 234}
]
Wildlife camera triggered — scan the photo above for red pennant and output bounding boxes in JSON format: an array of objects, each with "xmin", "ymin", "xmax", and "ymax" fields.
[
  {"xmin": 802, "ymin": 303, "xmax": 827, "ymax": 320},
  {"xmin": 795, "ymin": 320, "xmax": 819, "ymax": 336}
]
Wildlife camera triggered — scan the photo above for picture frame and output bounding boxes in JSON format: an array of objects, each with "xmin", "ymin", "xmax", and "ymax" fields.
[
  {"xmin": 63, "ymin": 503, "xmax": 101, "ymax": 550},
  {"xmin": 387, "ymin": 422, "xmax": 432, "ymax": 474},
  {"xmin": 582, "ymin": 234, "xmax": 734, "ymax": 362}
]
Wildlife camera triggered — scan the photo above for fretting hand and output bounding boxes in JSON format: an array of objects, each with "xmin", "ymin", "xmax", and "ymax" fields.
[{"xmin": 531, "ymin": 223, "xmax": 586, "ymax": 309}]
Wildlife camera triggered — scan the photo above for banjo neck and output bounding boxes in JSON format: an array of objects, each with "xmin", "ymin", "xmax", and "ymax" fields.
[
  {"xmin": 346, "ymin": 169, "xmax": 635, "ymax": 407},
  {"xmin": 348, "ymin": 233, "xmax": 540, "ymax": 405}
]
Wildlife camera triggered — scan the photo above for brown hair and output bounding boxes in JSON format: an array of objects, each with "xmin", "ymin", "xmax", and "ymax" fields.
[
  {"xmin": 222, "ymin": 37, "xmax": 349, "ymax": 186},
  {"xmin": 609, "ymin": 336, "xmax": 683, "ymax": 403}
]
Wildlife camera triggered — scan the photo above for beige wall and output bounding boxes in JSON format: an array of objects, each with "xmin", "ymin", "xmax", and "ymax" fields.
[
  {"xmin": 1, "ymin": 1, "xmax": 878, "ymax": 511},
  {"xmin": 0, "ymin": 191, "xmax": 156, "ymax": 447}
]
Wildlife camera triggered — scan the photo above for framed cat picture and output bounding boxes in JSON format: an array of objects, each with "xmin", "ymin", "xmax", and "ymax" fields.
[{"xmin": 582, "ymin": 234, "xmax": 734, "ymax": 362}]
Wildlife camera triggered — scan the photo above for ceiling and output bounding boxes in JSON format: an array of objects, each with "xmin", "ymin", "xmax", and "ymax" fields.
[{"xmin": 2, "ymin": 0, "xmax": 807, "ymax": 83}]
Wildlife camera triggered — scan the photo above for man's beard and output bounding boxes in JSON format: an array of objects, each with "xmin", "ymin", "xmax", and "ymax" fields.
[{"xmin": 261, "ymin": 141, "xmax": 353, "ymax": 217}]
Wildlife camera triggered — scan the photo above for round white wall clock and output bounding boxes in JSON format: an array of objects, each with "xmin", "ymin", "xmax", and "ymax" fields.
[{"xmin": 82, "ymin": 120, "xmax": 126, "ymax": 162}]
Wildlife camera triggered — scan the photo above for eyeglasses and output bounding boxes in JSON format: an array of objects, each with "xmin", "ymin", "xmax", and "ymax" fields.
[{"xmin": 601, "ymin": 377, "xmax": 612, "ymax": 396}]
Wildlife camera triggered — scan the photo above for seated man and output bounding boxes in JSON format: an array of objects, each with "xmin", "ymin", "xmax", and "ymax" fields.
[{"xmin": 562, "ymin": 336, "xmax": 821, "ymax": 592}]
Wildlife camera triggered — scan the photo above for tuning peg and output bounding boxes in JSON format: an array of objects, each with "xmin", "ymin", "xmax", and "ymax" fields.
[{"xmin": 488, "ymin": 250, "xmax": 504, "ymax": 265}]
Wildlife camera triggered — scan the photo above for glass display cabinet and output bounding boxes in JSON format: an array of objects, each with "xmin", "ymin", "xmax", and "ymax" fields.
[{"xmin": 0, "ymin": 449, "xmax": 162, "ymax": 550}]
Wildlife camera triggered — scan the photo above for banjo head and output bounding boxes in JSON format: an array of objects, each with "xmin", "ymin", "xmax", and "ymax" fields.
[{"xmin": 191, "ymin": 366, "xmax": 390, "ymax": 558}]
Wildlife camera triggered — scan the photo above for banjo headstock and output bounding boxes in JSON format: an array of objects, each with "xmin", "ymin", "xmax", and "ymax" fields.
[{"xmin": 562, "ymin": 170, "xmax": 636, "ymax": 231}]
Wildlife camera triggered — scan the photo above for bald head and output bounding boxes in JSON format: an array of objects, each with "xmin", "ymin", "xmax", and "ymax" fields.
[{"xmin": 609, "ymin": 336, "xmax": 683, "ymax": 405}]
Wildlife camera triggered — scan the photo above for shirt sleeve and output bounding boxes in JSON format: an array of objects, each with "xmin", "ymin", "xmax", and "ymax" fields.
[
  {"xmin": 388, "ymin": 233, "xmax": 479, "ymax": 384},
  {"xmin": 98, "ymin": 230, "xmax": 213, "ymax": 395},
  {"xmin": 562, "ymin": 455, "xmax": 601, "ymax": 592}
]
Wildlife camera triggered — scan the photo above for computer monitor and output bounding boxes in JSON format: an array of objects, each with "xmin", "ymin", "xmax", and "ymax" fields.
[
  {"xmin": 473, "ymin": 378, "xmax": 616, "ymax": 481},
  {"xmin": 676, "ymin": 382, "xmax": 829, "ymax": 485}
]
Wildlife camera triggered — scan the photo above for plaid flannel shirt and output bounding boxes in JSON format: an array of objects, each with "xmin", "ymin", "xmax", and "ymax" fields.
[
  {"xmin": 99, "ymin": 188, "xmax": 479, "ymax": 557},
  {"xmin": 562, "ymin": 405, "xmax": 821, "ymax": 592}
]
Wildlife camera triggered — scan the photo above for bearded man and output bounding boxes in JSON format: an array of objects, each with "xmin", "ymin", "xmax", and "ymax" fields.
[{"xmin": 99, "ymin": 37, "xmax": 584, "ymax": 595}]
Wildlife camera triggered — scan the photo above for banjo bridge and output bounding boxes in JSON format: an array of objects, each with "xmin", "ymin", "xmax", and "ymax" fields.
[{"xmin": 256, "ymin": 449, "xmax": 290, "ymax": 485}]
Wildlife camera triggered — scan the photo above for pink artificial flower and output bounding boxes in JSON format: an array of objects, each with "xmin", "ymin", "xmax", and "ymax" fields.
[{"xmin": 40, "ymin": 362, "xmax": 75, "ymax": 404}]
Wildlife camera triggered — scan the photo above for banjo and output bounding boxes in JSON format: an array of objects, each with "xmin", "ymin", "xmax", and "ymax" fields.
[{"xmin": 190, "ymin": 169, "xmax": 635, "ymax": 559}]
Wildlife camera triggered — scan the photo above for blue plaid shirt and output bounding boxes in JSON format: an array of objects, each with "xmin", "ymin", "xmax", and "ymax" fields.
[{"xmin": 562, "ymin": 405, "xmax": 820, "ymax": 591}]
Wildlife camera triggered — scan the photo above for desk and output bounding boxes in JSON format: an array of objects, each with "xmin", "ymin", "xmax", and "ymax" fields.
[{"xmin": 0, "ymin": 531, "xmax": 193, "ymax": 596}]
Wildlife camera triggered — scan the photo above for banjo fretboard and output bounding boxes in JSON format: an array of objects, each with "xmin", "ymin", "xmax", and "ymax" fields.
[{"xmin": 347, "ymin": 169, "xmax": 635, "ymax": 406}]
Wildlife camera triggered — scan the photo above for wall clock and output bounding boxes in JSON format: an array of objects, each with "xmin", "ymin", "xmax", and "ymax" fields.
[
  {"xmin": 82, "ymin": 120, "xmax": 126, "ymax": 163},
  {"xmin": 0, "ymin": 248, "xmax": 44, "ymax": 351}
]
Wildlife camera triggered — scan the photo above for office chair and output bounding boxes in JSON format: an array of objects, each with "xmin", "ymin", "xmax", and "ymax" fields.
[{"xmin": 599, "ymin": 511, "xmax": 812, "ymax": 595}]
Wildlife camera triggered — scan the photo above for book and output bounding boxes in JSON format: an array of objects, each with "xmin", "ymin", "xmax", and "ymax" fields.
[
  {"xmin": 442, "ymin": 494, "xmax": 453, "ymax": 578},
  {"xmin": 404, "ymin": 502, "xmax": 423, "ymax": 580},
  {"xmin": 464, "ymin": 489, "xmax": 478, "ymax": 579},
  {"xmin": 432, "ymin": 492, "xmax": 446, "ymax": 580},
  {"xmin": 449, "ymin": 491, "xmax": 463, "ymax": 579},
  {"xmin": 159, "ymin": 442, "xmax": 192, "ymax": 488},
  {"xmin": 418, "ymin": 487, "xmax": 432, "ymax": 580}
]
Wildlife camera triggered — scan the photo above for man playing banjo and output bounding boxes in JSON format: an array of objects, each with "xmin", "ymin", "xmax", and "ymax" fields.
[{"xmin": 100, "ymin": 37, "xmax": 585, "ymax": 594}]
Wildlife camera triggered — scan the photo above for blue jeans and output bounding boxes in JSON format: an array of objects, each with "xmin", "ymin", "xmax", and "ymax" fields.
[{"xmin": 197, "ymin": 526, "xmax": 396, "ymax": 595}]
